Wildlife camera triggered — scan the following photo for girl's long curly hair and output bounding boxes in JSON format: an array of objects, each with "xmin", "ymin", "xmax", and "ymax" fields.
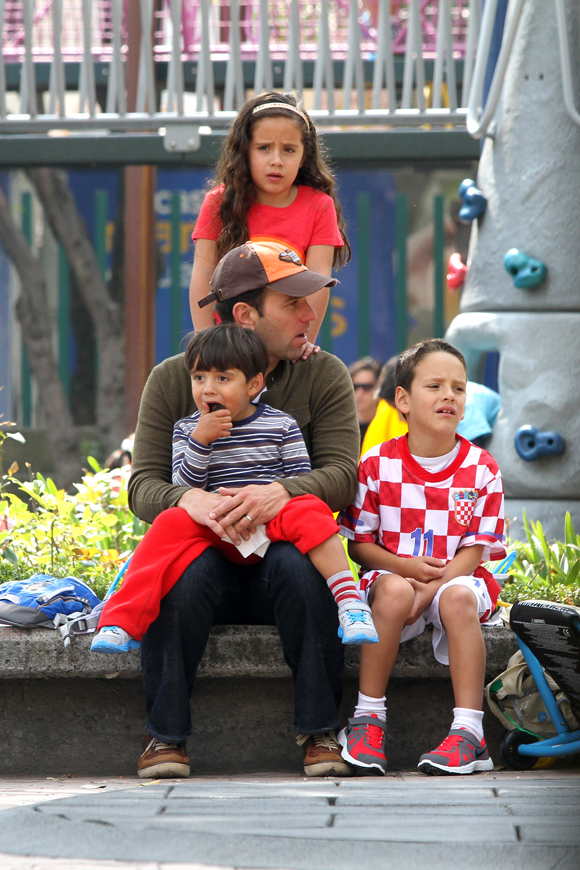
[{"xmin": 211, "ymin": 92, "xmax": 351, "ymax": 269}]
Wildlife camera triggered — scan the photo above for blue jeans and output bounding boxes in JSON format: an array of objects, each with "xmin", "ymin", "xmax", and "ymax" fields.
[{"xmin": 141, "ymin": 541, "xmax": 344, "ymax": 743}]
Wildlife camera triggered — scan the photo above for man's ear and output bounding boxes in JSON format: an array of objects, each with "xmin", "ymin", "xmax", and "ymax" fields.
[
  {"xmin": 395, "ymin": 385, "xmax": 409, "ymax": 417},
  {"xmin": 232, "ymin": 302, "xmax": 258, "ymax": 329}
]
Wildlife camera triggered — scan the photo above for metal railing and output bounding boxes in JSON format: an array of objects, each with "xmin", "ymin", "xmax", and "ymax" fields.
[{"xmin": 0, "ymin": 0, "xmax": 483, "ymax": 145}]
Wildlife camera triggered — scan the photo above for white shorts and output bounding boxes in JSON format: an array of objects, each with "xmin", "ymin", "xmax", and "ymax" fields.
[{"xmin": 359, "ymin": 573, "xmax": 492, "ymax": 666}]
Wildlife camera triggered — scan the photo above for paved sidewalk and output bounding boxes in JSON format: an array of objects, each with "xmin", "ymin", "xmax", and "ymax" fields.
[{"xmin": 0, "ymin": 770, "xmax": 577, "ymax": 870}]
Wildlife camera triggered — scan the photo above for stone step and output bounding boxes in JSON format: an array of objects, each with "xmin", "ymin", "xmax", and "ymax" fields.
[{"xmin": 0, "ymin": 624, "xmax": 518, "ymax": 776}]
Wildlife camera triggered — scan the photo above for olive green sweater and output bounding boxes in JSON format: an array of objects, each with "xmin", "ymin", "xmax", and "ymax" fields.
[{"xmin": 128, "ymin": 350, "xmax": 360, "ymax": 524}]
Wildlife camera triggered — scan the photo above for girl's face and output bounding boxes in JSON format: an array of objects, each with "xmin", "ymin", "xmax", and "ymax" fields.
[{"xmin": 247, "ymin": 116, "xmax": 305, "ymax": 207}]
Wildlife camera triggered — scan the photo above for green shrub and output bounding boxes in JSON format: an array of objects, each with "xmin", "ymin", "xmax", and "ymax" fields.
[
  {"xmin": 0, "ymin": 445, "xmax": 148, "ymax": 600},
  {"xmin": 498, "ymin": 511, "xmax": 580, "ymax": 607}
]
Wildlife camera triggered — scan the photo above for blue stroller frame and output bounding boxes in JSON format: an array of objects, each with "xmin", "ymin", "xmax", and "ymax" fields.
[{"xmin": 502, "ymin": 600, "xmax": 580, "ymax": 768}]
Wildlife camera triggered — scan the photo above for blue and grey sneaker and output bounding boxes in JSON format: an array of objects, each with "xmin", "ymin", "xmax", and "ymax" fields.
[
  {"xmin": 337, "ymin": 601, "xmax": 379, "ymax": 645},
  {"xmin": 418, "ymin": 728, "xmax": 494, "ymax": 775},
  {"xmin": 90, "ymin": 626, "xmax": 140, "ymax": 653}
]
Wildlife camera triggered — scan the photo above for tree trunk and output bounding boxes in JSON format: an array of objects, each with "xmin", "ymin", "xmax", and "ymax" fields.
[
  {"xmin": 0, "ymin": 188, "xmax": 82, "ymax": 488},
  {"xmin": 26, "ymin": 168, "xmax": 126, "ymax": 458}
]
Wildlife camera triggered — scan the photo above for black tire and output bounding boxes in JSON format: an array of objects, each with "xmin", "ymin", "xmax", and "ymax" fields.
[{"xmin": 500, "ymin": 729, "xmax": 539, "ymax": 770}]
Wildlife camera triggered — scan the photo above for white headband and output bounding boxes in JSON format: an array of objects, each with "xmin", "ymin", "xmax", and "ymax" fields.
[{"xmin": 252, "ymin": 102, "xmax": 309, "ymax": 124}]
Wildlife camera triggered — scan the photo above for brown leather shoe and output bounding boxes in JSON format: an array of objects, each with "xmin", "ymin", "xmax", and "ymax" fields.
[
  {"xmin": 137, "ymin": 734, "xmax": 190, "ymax": 779},
  {"xmin": 297, "ymin": 731, "xmax": 352, "ymax": 777}
]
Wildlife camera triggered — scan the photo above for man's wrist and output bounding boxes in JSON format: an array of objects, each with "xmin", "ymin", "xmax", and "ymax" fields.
[
  {"xmin": 177, "ymin": 487, "xmax": 207, "ymax": 507},
  {"xmin": 273, "ymin": 481, "xmax": 292, "ymax": 503}
]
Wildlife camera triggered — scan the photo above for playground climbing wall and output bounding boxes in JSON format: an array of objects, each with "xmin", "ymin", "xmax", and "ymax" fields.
[{"xmin": 446, "ymin": 0, "xmax": 580, "ymax": 538}]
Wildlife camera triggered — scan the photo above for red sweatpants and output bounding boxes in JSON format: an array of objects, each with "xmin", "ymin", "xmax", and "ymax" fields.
[{"xmin": 99, "ymin": 494, "xmax": 339, "ymax": 641}]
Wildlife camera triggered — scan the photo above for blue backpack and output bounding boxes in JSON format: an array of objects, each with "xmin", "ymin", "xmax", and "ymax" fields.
[{"xmin": 0, "ymin": 574, "xmax": 100, "ymax": 629}]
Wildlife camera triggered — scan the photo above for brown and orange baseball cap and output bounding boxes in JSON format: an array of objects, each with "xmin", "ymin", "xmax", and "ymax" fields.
[{"xmin": 198, "ymin": 240, "xmax": 337, "ymax": 309}]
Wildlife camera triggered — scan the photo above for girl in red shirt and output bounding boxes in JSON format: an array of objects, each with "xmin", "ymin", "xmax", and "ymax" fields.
[{"xmin": 190, "ymin": 92, "xmax": 351, "ymax": 343}]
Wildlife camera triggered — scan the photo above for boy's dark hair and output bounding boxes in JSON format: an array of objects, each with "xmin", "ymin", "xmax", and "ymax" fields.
[
  {"xmin": 211, "ymin": 91, "xmax": 351, "ymax": 269},
  {"xmin": 184, "ymin": 325, "xmax": 269, "ymax": 381},
  {"xmin": 377, "ymin": 355, "xmax": 400, "ymax": 406},
  {"xmin": 214, "ymin": 285, "xmax": 267, "ymax": 324},
  {"xmin": 395, "ymin": 339, "xmax": 467, "ymax": 393}
]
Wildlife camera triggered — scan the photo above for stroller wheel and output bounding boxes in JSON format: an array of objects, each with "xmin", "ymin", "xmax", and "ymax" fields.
[{"xmin": 500, "ymin": 729, "xmax": 539, "ymax": 770}]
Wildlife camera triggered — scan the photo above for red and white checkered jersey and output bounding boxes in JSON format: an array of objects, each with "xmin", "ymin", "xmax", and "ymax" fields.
[{"xmin": 339, "ymin": 434, "xmax": 506, "ymax": 563}]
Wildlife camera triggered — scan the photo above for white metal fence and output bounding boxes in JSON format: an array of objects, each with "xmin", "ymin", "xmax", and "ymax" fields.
[{"xmin": 1, "ymin": 0, "xmax": 485, "ymax": 143}]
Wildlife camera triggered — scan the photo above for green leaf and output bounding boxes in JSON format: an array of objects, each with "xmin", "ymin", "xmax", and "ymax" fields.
[
  {"xmin": 86, "ymin": 456, "xmax": 101, "ymax": 473},
  {"xmin": 564, "ymin": 559, "xmax": 580, "ymax": 588},
  {"xmin": 523, "ymin": 510, "xmax": 540, "ymax": 563},
  {"xmin": 45, "ymin": 477, "xmax": 58, "ymax": 496},
  {"xmin": 2, "ymin": 548, "xmax": 18, "ymax": 564}
]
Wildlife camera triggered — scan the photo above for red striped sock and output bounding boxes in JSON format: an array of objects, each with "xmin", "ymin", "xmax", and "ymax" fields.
[{"xmin": 326, "ymin": 570, "xmax": 361, "ymax": 606}]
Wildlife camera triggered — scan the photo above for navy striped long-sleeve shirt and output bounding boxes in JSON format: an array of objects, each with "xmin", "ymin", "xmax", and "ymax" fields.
[{"xmin": 172, "ymin": 403, "xmax": 312, "ymax": 491}]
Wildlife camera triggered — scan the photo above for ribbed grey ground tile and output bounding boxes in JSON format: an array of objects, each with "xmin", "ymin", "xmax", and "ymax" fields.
[
  {"xmin": 516, "ymin": 823, "xmax": 580, "ymax": 844},
  {"xmin": 0, "ymin": 776, "xmax": 577, "ymax": 870}
]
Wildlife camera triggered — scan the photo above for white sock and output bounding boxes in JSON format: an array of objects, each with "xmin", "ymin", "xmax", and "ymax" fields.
[
  {"xmin": 327, "ymin": 570, "xmax": 360, "ymax": 606},
  {"xmin": 354, "ymin": 691, "xmax": 387, "ymax": 723},
  {"xmin": 451, "ymin": 707, "xmax": 484, "ymax": 742}
]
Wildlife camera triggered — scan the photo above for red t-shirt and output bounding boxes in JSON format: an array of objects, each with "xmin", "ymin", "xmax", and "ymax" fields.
[{"xmin": 192, "ymin": 185, "xmax": 344, "ymax": 260}]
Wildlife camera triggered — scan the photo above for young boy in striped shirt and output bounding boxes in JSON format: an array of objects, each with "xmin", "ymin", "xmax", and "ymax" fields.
[
  {"xmin": 338, "ymin": 339, "xmax": 506, "ymax": 776},
  {"xmin": 92, "ymin": 325, "xmax": 377, "ymax": 653}
]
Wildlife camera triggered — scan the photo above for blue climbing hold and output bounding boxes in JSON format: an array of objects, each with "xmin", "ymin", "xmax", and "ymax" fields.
[
  {"xmin": 458, "ymin": 179, "xmax": 475, "ymax": 199},
  {"xmin": 458, "ymin": 179, "xmax": 487, "ymax": 223},
  {"xmin": 514, "ymin": 426, "xmax": 565, "ymax": 462},
  {"xmin": 504, "ymin": 249, "xmax": 547, "ymax": 288}
]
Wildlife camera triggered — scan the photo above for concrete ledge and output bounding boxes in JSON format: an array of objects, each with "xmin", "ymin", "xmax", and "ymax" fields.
[
  {"xmin": 0, "ymin": 624, "xmax": 519, "ymax": 774},
  {"xmin": 0, "ymin": 623, "xmax": 518, "ymax": 680}
]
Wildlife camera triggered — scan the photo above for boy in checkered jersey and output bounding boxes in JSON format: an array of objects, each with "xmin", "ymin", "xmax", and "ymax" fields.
[{"xmin": 338, "ymin": 339, "xmax": 506, "ymax": 775}]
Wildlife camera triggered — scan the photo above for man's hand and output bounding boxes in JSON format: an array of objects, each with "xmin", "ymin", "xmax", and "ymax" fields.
[
  {"xmin": 400, "ymin": 556, "xmax": 446, "ymax": 583},
  {"xmin": 176, "ymin": 487, "xmax": 234, "ymax": 538},
  {"xmin": 404, "ymin": 577, "xmax": 440, "ymax": 625},
  {"xmin": 192, "ymin": 403, "xmax": 232, "ymax": 445},
  {"xmin": 208, "ymin": 482, "xmax": 292, "ymax": 544}
]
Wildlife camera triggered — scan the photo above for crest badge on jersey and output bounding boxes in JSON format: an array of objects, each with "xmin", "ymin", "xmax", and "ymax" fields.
[{"xmin": 451, "ymin": 489, "xmax": 478, "ymax": 526}]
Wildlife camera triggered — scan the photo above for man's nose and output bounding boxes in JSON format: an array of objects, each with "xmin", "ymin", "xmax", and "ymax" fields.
[{"xmin": 300, "ymin": 300, "xmax": 316, "ymax": 322}]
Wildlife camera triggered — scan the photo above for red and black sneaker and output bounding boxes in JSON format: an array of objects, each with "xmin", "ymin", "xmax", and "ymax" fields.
[
  {"xmin": 337, "ymin": 715, "xmax": 387, "ymax": 775},
  {"xmin": 418, "ymin": 728, "xmax": 494, "ymax": 775}
]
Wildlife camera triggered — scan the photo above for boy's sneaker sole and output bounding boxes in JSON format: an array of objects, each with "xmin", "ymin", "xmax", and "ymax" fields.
[
  {"xmin": 91, "ymin": 625, "xmax": 141, "ymax": 653},
  {"xmin": 418, "ymin": 728, "xmax": 494, "ymax": 776},
  {"xmin": 418, "ymin": 757, "xmax": 494, "ymax": 776},
  {"xmin": 90, "ymin": 637, "xmax": 141, "ymax": 653}
]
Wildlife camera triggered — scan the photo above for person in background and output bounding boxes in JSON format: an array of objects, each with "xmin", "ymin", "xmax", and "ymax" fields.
[
  {"xmin": 361, "ymin": 356, "xmax": 408, "ymax": 456},
  {"xmin": 104, "ymin": 435, "xmax": 134, "ymax": 471},
  {"xmin": 456, "ymin": 381, "xmax": 501, "ymax": 449},
  {"xmin": 348, "ymin": 357, "xmax": 382, "ymax": 448}
]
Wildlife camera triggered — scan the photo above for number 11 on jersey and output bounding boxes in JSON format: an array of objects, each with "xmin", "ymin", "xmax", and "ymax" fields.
[{"xmin": 411, "ymin": 528, "xmax": 434, "ymax": 557}]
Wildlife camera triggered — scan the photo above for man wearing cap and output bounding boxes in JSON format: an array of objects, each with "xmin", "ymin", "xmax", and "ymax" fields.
[{"xmin": 129, "ymin": 241, "xmax": 360, "ymax": 779}]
